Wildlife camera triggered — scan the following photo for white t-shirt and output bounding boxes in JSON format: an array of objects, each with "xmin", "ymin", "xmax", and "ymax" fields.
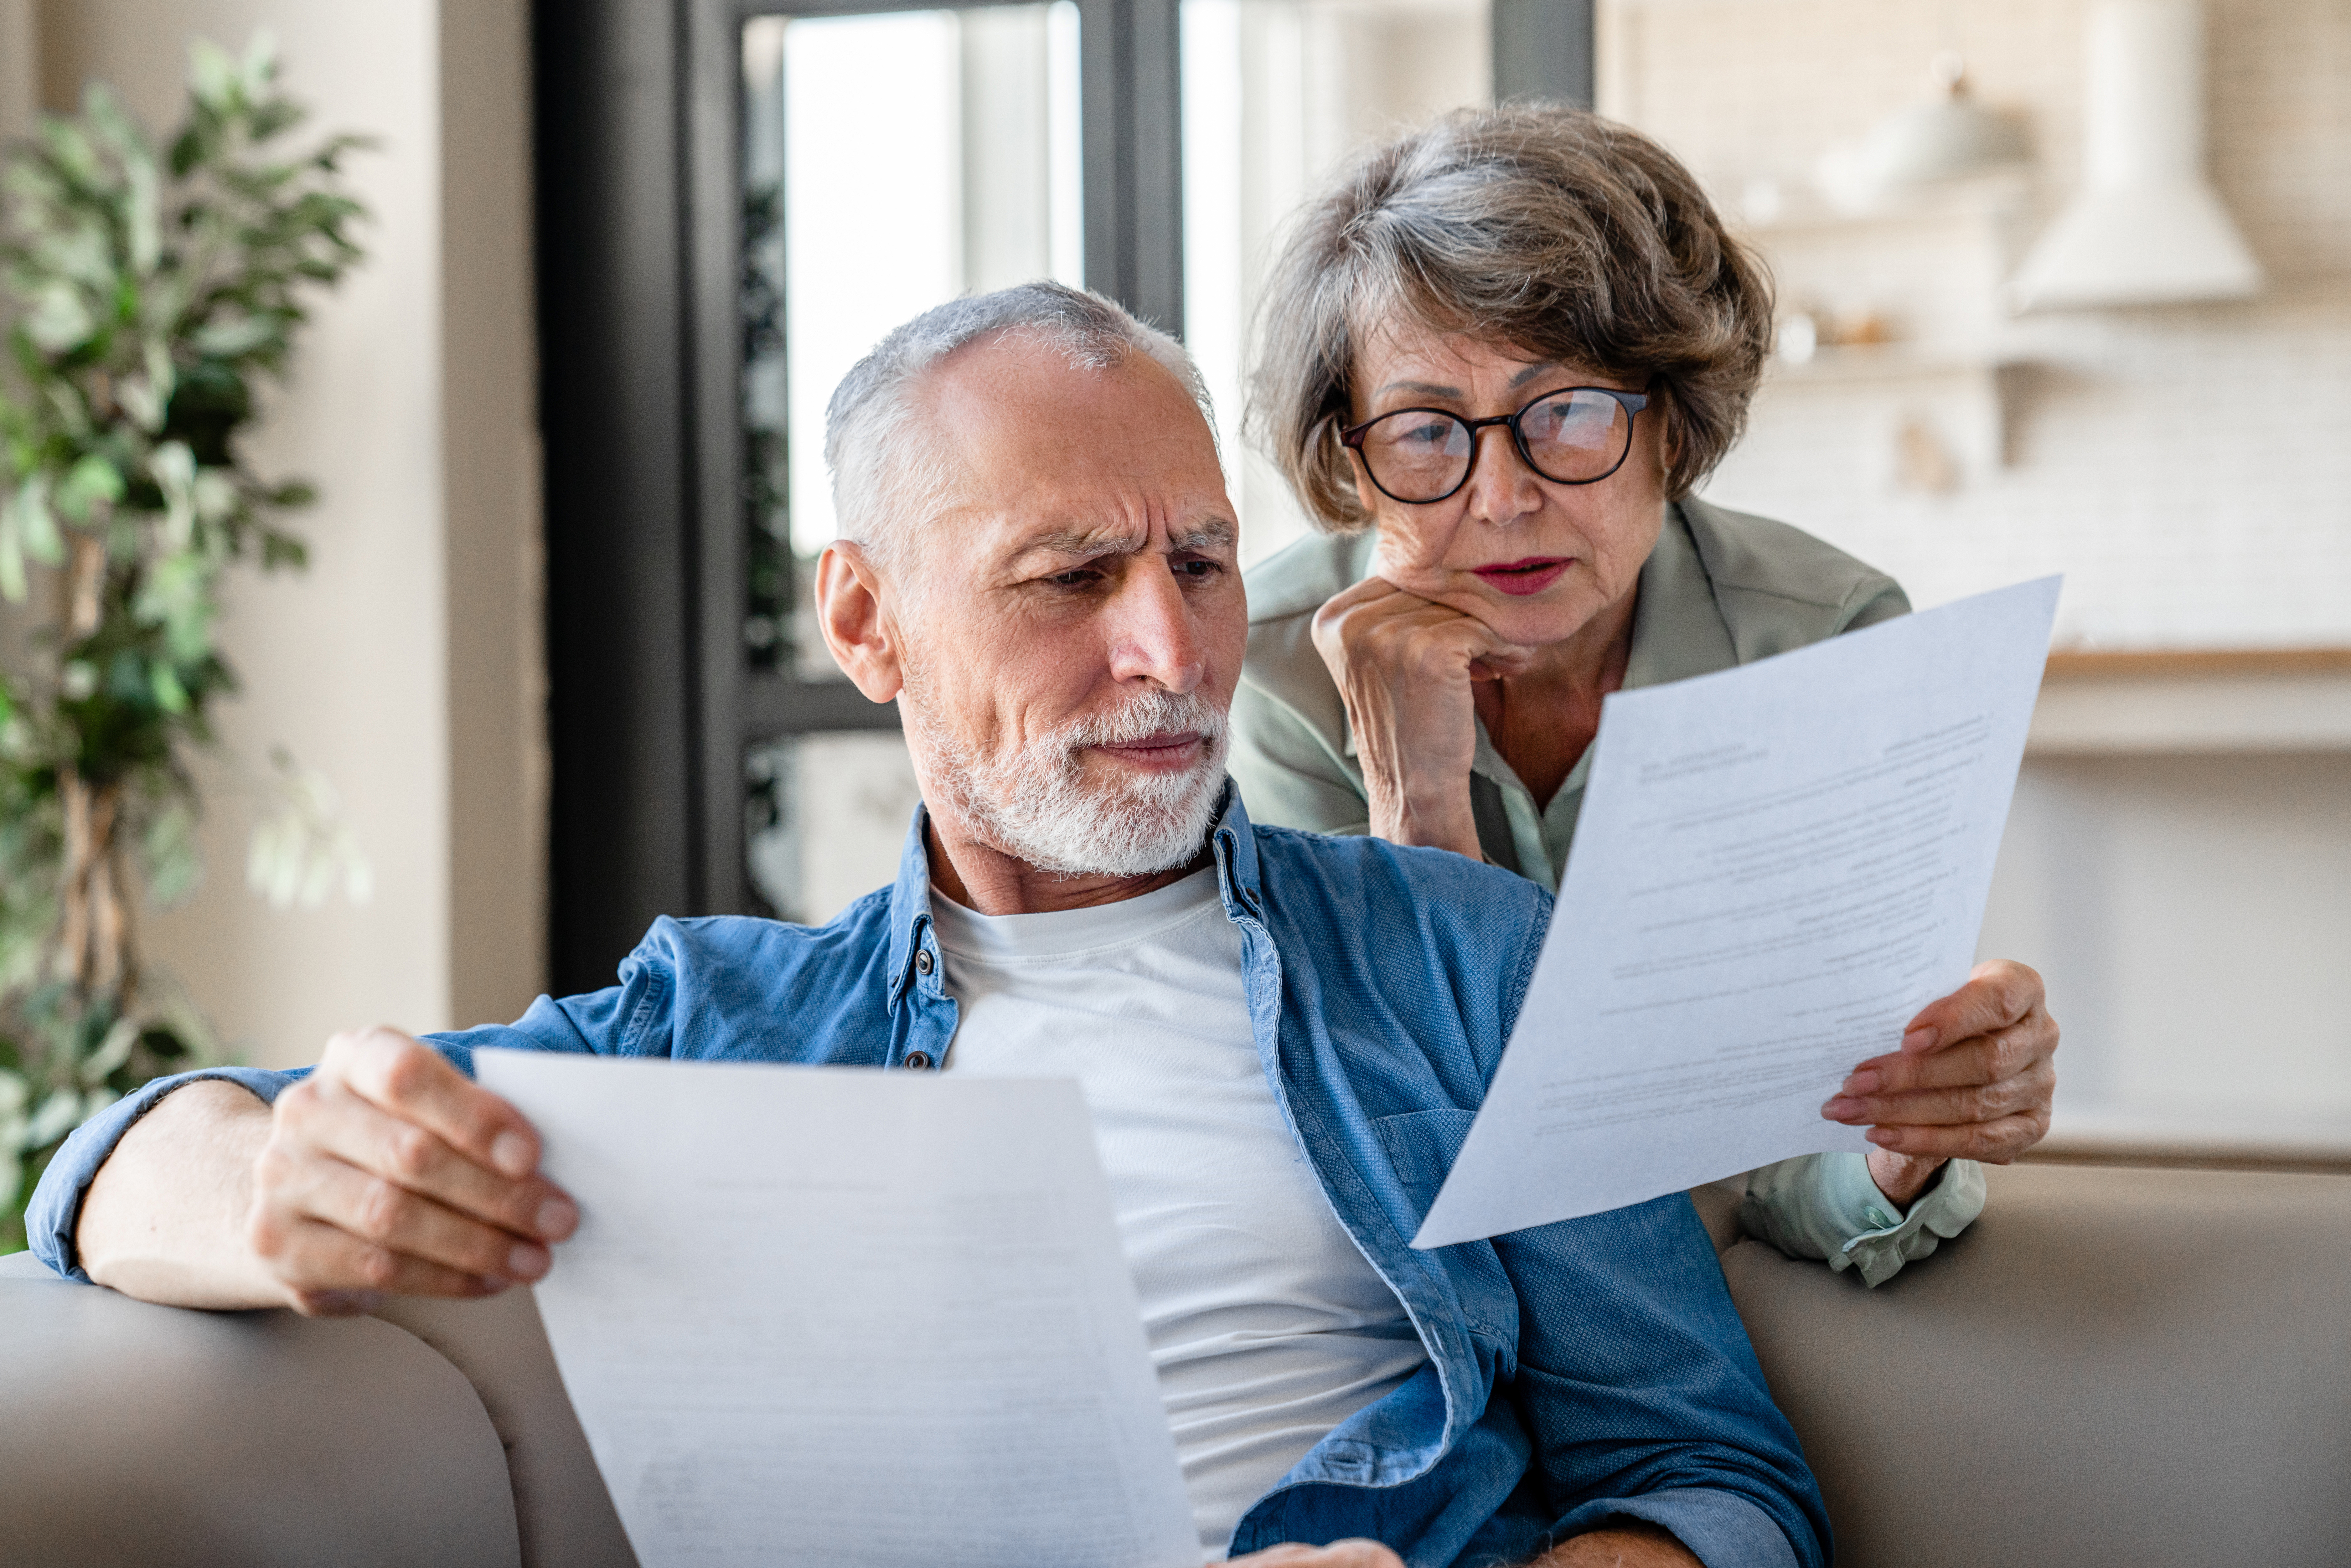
[{"xmin": 931, "ymin": 869, "xmax": 1428, "ymax": 1558}]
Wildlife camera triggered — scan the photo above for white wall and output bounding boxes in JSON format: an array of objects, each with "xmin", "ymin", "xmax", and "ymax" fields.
[
  {"xmin": 0, "ymin": 0, "xmax": 34, "ymax": 135},
  {"xmin": 1982, "ymin": 751, "xmax": 2351, "ymax": 1147},
  {"xmin": 1600, "ymin": 0, "xmax": 2351, "ymax": 649},
  {"xmin": 32, "ymin": 0, "xmax": 542, "ymax": 1067}
]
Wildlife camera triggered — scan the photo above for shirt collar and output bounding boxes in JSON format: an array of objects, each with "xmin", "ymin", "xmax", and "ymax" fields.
[
  {"xmin": 1208, "ymin": 781, "xmax": 1264, "ymax": 921},
  {"xmin": 885, "ymin": 805, "xmax": 938, "ymax": 1009},
  {"xmin": 1622, "ymin": 500, "xmax": 1737, "ymax": 689},
  {"xmin": 884, "ymin": 781, "xmax": 1260, "ymax": 1009}
]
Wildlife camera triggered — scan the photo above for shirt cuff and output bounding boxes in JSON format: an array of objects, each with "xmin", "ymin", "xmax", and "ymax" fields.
[
  {"xmin": 1739, "ymin": 1152, "xmax": 1987, "ymax": 1287},
  {"xmin": 28, "ymin": 1065, "xmax": 309, "ymax": 1283},
  {"xmin": 1553, "ymin": 1487, "xmax": 1800, "ymax": 1568}
]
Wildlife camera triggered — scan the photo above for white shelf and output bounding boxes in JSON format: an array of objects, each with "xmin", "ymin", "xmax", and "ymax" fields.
[
  {"xmin": 1764, "ymin": 342, "xmax": 2024, "ymax": 384},
  {"xmin": 2026, "ymin": 651, "xmax": 2351, "ymax": 755}
]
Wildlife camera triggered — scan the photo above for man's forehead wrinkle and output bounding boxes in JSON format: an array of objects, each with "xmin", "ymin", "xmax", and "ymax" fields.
[{"xmin": 989, "ymin": 503, "xmax": 1233, "ymax": 573}]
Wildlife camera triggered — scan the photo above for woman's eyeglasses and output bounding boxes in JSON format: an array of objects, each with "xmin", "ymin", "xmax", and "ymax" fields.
[{"xmin": 1339, "ymin": 385, "xmax": 1650, "ymax": 504}]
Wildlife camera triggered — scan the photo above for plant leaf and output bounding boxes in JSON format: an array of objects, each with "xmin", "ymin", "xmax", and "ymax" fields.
[
  {"xmin": 16, "ymin": 476, "xmax": 61, "ymax": 565},
  {"xmin": 0, "ymin": 498, "xmax": 23, "ymax": 603},
  {"xmin": 23, "ymin": 281, "xmax": 94, "ymax": 353},
  {"xmin": 23, "ymin": 1087, "xmax": 81, "ymax": 1153},
  {"xmin": 79, "ymin": 1018, "xmax": 139, "ymax": 1087},
  {"xmin": 150, "ymin": 660, "xmax": 189, "ymax": 713},
  {"xmin": 54, "ymin": 455, "xmax": 124, "ymax": 524},
  {"xmin": 188, "ymin": 39, "xmax": 241, "ymax": 112}
]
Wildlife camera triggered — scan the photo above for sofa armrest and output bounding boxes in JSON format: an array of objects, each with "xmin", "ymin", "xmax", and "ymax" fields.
[
  {"xmin": 0, "ymin": 1252, "xmax": 521, "ymax": 1568},
  {"xmin": 1722, "ymin": 1162, "xmax": 2351, "ymax": 1568},
  {"xmin": 371, "ymin": 1288, "xmax": 637, "ymax": 1566}
]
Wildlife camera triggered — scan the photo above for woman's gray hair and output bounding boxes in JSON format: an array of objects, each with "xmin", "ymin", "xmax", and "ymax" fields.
[
  {"xmin": 825, "ymin": 281, "xmax": 1212, "ymax": 569},
  {"xmin": 1250, "ymin": 104, "xmax": 1773, "ymax": 528}
]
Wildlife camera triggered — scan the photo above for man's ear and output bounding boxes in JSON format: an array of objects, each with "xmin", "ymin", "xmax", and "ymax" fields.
[{"xmin": 815, "ymin": 540, "xmax": 904, "ymax": 703}]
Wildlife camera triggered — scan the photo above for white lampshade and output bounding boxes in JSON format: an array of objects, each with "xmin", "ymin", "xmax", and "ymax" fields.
[
  {"xmin": 1865, "ymin": 56, "xmax": 2030, "ymax": 189},
  {"xmin": 1815, "ymin": 54, "xmax": 2028, "ymax": 212}
]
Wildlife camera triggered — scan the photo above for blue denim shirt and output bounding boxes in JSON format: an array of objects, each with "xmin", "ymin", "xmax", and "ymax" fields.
[{"xmin": 34, "ymin": 791, "xmax": 1828, "ymax": 1568}]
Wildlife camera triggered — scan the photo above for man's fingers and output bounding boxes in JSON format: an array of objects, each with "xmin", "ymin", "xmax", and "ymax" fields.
[
  {"xmin": 291, "ymin": 1151, "xmax": 553, "ymax": 1284},
  {"xmin": 1227, "ymin": 1543, "xmax": 1405, "ymax": 1568},
  {"xmin": 1865, "ymin": 1107, "xmax": 2050, "ymax": 1164},
  {"xmin": 324, "ymin": 1028, "xmax": 544, "ymax": 1180},
  {"xmin": 279, "ymin": 1067, "xmax": 576, "ymax": 1241},
  {"xmin": 252, "ymin": 1213, "xmax": 507, "ymax": 1314},
  {"xmin": 1899, "ymin": 960, "xmax": 2046, "ymax": 1054}
]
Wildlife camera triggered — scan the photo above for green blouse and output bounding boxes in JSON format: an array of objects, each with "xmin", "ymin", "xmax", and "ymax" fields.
[{"xmin": 1230, "ymin": 496, "xmax": 1984, "ymax": 1286}]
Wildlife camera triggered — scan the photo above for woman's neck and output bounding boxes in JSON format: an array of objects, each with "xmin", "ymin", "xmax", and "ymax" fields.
[{"xmin": 1471, "ymin": 585, "xmax": 1639, "ymax": 811}]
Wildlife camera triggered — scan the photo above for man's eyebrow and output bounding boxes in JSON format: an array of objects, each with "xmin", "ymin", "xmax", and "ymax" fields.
[
  {"xmin": 1022, "ymin": 517, "xmax": 1237, "ymax": 558},
  {"xmin": 1171, "ymin": 517, "xmax": 1238, "ymax": 553}
]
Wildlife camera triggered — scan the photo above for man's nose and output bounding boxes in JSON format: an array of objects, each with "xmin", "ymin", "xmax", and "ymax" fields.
[{"xmin": 1105, "ymin": 563, "xmax": 1205, "ymax": 694}]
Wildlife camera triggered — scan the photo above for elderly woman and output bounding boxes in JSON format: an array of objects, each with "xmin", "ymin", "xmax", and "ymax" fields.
[{"xmin": 1230, "ymin": 106, "xmax": 2058, "ymax": 1285}]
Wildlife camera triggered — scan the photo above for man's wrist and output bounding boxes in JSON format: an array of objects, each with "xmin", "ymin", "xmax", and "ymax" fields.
[{"xmin": 78, "ymin": 1079, "xmax": 283, "ymax": 1308}]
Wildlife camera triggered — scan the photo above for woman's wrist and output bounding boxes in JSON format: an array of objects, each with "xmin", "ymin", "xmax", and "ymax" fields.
[
  {"xmin": 1865, "ymin": 1148, "xmax": 1947, "ymax": 1208},
  {"xmin": 1367, "ymin": 783, "xmax": 1484, "ymax": 861}
]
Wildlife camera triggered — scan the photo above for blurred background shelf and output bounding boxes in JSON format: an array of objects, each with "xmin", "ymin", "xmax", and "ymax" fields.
[{"xmin": 2028, "ymin": 647, "xmax": 2351, "ymax": 754}]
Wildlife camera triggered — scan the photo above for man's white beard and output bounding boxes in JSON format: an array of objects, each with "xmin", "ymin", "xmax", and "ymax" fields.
[{"xmin": 909, "ymin": 682, "xmax": 1230, "ymax": 878}]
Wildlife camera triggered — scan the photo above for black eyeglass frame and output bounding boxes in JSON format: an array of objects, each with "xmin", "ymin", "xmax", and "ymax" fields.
[{"xmin": 1339, "ymin": 385, "xmax": 1652, "ymax": 504}]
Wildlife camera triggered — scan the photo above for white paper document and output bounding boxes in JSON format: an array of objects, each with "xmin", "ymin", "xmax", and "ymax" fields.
[
  {"xmin": 473, "ymin": 1052, "xmax": 1200, "ymax": 1568},
  {"xmin": 1414, "ymin": 577, "xmax": 2061, "ymax": 1248}
]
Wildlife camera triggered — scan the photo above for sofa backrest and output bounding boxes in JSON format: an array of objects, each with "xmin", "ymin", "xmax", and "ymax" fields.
[
  {"xmin": 10, "ymin": 1159, "xmax": 2347, "ymax": 1567},
  {"xmin": 1722, "ymin": 1160, "xmax": 2351, "ymax": 1568}
]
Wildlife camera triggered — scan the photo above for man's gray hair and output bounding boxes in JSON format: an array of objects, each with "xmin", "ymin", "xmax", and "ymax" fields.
[{"xmin": 824, "ymin": 281, "xmax": 1213, "ymax": 569}]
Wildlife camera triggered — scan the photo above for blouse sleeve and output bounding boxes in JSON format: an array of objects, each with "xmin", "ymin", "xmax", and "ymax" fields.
[
  {"xmin": 1738, "ymin": 1153, "xmax": 1988, "ymax": 1287},
  {"xmin": 1228, "ymin": 665, "xmax": 1371, "ymax": 836}
]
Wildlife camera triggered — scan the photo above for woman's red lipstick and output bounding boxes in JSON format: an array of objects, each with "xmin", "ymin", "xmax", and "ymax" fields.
[{"xmin": 1471, "ymin": 557, "xmax": 1570, "ymax": 596}]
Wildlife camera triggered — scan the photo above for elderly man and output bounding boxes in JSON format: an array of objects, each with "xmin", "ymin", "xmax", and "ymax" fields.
[{"xmin": 32, "ymin": 284, "xmax": 1828, "ymax": 1568}]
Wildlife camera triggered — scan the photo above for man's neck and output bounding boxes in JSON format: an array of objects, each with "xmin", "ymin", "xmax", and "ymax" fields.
[{"xmin": 923, "ymin": 812, "xmax": 1212, "ymax": 916}]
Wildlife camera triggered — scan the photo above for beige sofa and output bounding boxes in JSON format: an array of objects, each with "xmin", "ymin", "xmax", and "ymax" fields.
[{"xmin": 5, "ymin": 1161, "xmax": 2348, "ymax": 1568}]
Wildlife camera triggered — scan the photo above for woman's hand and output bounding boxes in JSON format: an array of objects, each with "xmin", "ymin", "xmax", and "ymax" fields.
[
  {"xmin": 1822, "ymin": 960, "xmax": 2059, "ymax": 1205},
  {"xmin": 1311, "ymin": 575, "xmax": 1535, "ymax": 857}
]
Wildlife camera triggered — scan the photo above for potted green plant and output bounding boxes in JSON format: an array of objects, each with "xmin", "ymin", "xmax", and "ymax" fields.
[{"xmin": 0, "ymin": 34, "xmax": 373, "ymax": 1252}]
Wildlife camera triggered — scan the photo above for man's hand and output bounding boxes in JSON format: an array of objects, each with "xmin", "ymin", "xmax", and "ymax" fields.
[
  {"xmin": 1822, "ymin": 959, "xmax": 2059, "ymax": 1205},
  {"xmin": 1228, "ymin": 1543, "xmax": 1403, "ymax": 1568},
  {"xmin": 1311, "ymin": 575, "xmax": 1533, "ymax": 858},
  {"xmin": 1532, "ymin": 1521, "xmax": 1701, "ymax": 1565},
  {"xmin": 249, "ymin": 1028, "xmax": 577, "ymax": 1316},
  {"xmin": 1227, "ymin": 1522, "xmax": 1697, "ymax": 1568}
]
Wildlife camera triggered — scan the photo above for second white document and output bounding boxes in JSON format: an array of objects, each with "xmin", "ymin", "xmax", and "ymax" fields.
[{"xmin": 1415, "ymin": 576, "xmax": 2061, "ymax": 1247}]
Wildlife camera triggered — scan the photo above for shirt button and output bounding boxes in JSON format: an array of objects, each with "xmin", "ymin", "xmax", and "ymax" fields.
[
  {"xmin": 903, "ymin": 1051, "xmax": 933, "ymax": 1070},
  {"xmin": 1865, "ymin": 1206, "xmax": 1896, "ymax": 1229},
  {"xmin": 913, "ymin": 948, "xmax": 933, "ymax": 975}
]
